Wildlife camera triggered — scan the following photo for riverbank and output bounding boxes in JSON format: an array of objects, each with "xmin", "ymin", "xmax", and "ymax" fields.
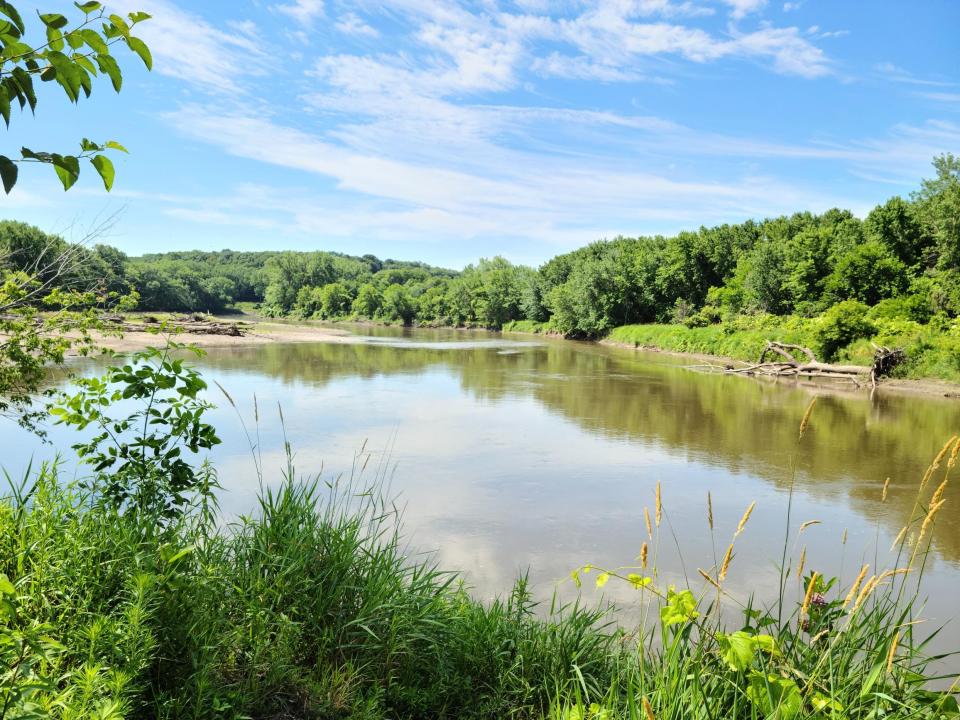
[
  {"xmin": 73, "ymin": 313, "xmax": 354, "ymax": 353},
  {"xmin": 80, "ymin": 312, "xmax": 960, "ymax": 398},
  {"xmin": 500, "ymin": 318, "xmax": 960, "ymax": 398}
]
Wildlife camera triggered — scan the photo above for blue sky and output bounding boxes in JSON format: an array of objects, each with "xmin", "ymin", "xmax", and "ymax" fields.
[{"xmin": 4, "ymin": 0, "xmax": 959, "ymax": 268}]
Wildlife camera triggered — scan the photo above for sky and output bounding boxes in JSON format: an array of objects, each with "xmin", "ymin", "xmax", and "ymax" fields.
[{"xmin": 3, "ymin": 0, "xmax": 959, "ymax": 268}]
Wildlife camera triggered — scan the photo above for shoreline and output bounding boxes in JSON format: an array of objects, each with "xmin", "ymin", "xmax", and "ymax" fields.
[
  {"xmin": 77, "ymin": 314, "xmax": 960, "ymax": 400},
  {"xmin": 598, "ymin": 338, "xmax": 960, "ymax": 400}
]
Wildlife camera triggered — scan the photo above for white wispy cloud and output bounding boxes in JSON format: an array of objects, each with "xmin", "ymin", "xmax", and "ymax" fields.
[
  {"xmin": 875, "ymin": 62, "xmax": 956, "ymax": 88},
  {"xmin": 919, "ymin": 92, "xmax": 960, "ymax": 105},
  {"xmin": 335, "ymin": 12, "xmax": 380, "ymax": 38},
  {"xmin": 107, "ymin": 0, "xmax": 267, "ymax": 93},
  {"xmin": 161, "ymin": 102, "xmax": 954, "ymax": 251},
  {"xmin": 721, "ymin": 0, "xmax": 767, "ymax": 21},
  {"xmin": 273, "ymin": 0, "xmax": 324, "ymax": 27}
]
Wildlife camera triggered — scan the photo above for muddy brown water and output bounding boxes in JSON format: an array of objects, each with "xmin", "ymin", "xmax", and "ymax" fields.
[{"xmin": 3, "ymin": 324, "xmax": 959, "ymax": 665}]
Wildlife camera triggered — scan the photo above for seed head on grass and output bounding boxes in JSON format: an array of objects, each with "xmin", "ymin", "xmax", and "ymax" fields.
[
  {"xmin": 799, "ymin": 520, "xmax": 820, "ymax": 533},
  {"xmin": 918, "ymin": 500, "xmax": 946, "ymax": 544},
  {"xmin": 719, "ymin": 543, "xmax": 734, "ymax": 582},
  {"xmin": 698, "ymin": 568, "xmax": 721, "ymax": 590},
  {"xmin": 655, "ymin": 482, "xmax": 662, "ymax": 528},
  {"xmin": 882, "ymin": 477, "xmax": 890, "ymax": 502},
  {"xmin": 921, "ymin": 435, "xmax": 956, "ymax": 490},
  {"xmin": 853, "ymin": 575, "xmax": 879, "ymax": 612},
  {"xmin": 643, "ymin": 697, "xmax": 655, "ymax": 720},
  {"xmin": 640, "ymin": 542, "xmax": 648, "ymax": 569},
  {"xmin": 734, "ymin": 501, "xmax": 755, "ymax": 537},
  {"xmin": 886, "ymin": 630, "xmax": 901, "ymax": 673},
  {"xmin": 843, "ymin": 564, "xmax": 869, "ymax": 608},
  {"xmin": 891, "ymin": 525, "xmax": 908, "ymax": 552},
  {"xmin": 796, "ymin": 546, "xmax": 806, "ymax": 579},
  {"xmin": 800, "ymin": 571, "xmax": 818, "ymax": 617},
  {"xmin": 707, "ymin": 492, "xmax": 713, "ymax": 531},
  {"xmin": 644, "ymin": 507, "xmax": 652, "ymax": 537}
]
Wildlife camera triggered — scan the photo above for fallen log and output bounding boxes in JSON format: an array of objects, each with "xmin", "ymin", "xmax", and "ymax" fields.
[{"xmin": 715, "ymin": 341, "xmax": 906, "ymax": 388}]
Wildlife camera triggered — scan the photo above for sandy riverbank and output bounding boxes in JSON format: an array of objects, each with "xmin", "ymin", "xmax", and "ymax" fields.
[{"xmin": 73, "ymin": 317, "xmax": 355, "ymax": 354}]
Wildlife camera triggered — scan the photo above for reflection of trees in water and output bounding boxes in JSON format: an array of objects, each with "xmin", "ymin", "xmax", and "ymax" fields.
[{"xmin": 199, "ymin": 339, "xmax": 960, "ymax": 561}]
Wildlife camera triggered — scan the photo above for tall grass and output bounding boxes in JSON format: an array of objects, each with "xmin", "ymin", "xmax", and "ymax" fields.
[
  {"xmin": 1, "ymin": 415, "xmax": 958, "ymax": 718},
  {"xmin": 0, "ymin": 458, "xmax": 620, "ymax": 719}
]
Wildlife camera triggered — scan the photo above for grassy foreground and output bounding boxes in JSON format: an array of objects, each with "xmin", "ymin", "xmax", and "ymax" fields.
[{"xmin": 2, "ymin": 426, "xmax": 959, "ymax": 720}]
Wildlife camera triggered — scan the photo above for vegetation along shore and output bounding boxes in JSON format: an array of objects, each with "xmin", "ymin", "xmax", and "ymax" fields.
[{"xmin": 4, "ymin": 153, "xmax": 958, "ymax": 385}]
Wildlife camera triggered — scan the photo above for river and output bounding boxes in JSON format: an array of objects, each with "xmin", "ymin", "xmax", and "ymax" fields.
[{"xmin": 2, "ymin": 324, "xmax": 959, "ymax": 654}]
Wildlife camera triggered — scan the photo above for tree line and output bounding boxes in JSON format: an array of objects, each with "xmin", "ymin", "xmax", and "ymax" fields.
[{"xmin": 2, "ymin": 154, "xmax": 957, "ymax": 336}]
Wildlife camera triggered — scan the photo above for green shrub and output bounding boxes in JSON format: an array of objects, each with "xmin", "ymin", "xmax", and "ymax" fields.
[{"xmin": 815, "ymin": 300, "xmax": 876, "ymax": 361}]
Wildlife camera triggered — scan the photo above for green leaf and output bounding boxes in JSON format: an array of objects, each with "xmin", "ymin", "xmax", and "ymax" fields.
[
  {"xmin": 65, "ymin": 30, "xmax": 84, "ymax": 50},
  {"xmin": 0, "ymin": 572, "xmax": 14, "ymax": 595},
  {"xmin": 105, "ymin": 140, "xmax": 129, "ymax": 153},
  {"xmin": 39, "ymin": 12, "xmax": 69, "ymax": 29},
  {"xmin": 128, "ymin": 11, "xmax": 151, "ymax": 23},
  {"xmin": 0, "ymin": 18, "xmax": 19, "ymax": 38},
  {"xmin": 79, "ymin": 28, "xmax": 108, "ymax": 54},
  {"xmin": 11, "ymin": 67, "xmax": 36, "ymax": 110},
  {"xmin": 746, "ymin": 673, "xmax": 803, "ymax": 720},
  {"xmin": 125, "ymin": 35, "xmax": 152, "ymax": 70},
  {"xmin": 75, "ymin": 1, "xmax": 102, "ymax": 12},
  {"xmin": 46, "ymin": 25, "xmax": 64, "ymax": 51},
  {"xmin": 96, "ymin": 53, "xmax": 122, "ymax": 91},
  {"xmin": 0, "ymin": 154, "xmax": 17, "ymax": 193},
  {"xmin": 716, "ymin": 631, "xmax": 756, "ymax": 672},
  {"xmin": 90, "ymin": 154, "xmax": 114, "ymax": 191},
  {"xmin": 0, "ymin": 83, "xmax": 9, "ymax": 127},
  {"xmin": 46, "ymin": 51, "xmax": 84, "ymax": 103},
  {"xmin": 108, "ymin": 14, "xmax": 130, "ymax": 38},
  {"xmin": 860, "ymin": 659, "xmax": 886, "ymax": 698},
  {"xmin": 74, "ymin": 54, "xmax": 97, "ymax": 76},
  {"xmin": 626, "ymin": 573, "xmax": 651, "ymax": 589},
  {"xmin": 52, "ymin": 153, "xmax": 80, "ymax": 191},
  {"xmin": 716, "ymin": 631, "xmax": 779, "ymax": 672},
  {"xmin": 660, "ymin": 588, "xmax": 699, "ymax": 627},
  {"xmin": 0, "ymin": 1, "xmax": 25, "ymax": 34},
  {"xmin": 811, "ymin": 692, "xmax": 844, "ymax": 714}
]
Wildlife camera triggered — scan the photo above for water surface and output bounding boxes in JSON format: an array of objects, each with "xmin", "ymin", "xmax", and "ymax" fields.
[{"xmin": 3, "ymin": 325, "xmax": 959, "ymax": 653}]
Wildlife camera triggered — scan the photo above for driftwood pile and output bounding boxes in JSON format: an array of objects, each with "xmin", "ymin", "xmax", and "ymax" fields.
[
  {"xmin": 703, "ymin": 341, "xmax": 906, "ymax": 389},
  {"xmin": 112, "ymin": 314, "xmax": 248, "ymax": 337}
]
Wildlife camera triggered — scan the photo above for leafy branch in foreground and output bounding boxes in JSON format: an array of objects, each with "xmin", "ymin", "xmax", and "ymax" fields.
[
  {"xmin": 0, "ymin": 1, "xmax": 152, "ymax": 192},
  {"xmin": 50, "ymin": 341, "xmax": 221, "ymax": 521}
]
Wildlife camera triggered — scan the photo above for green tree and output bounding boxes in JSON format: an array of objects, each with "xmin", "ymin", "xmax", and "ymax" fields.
[
  {"xmin": 0, "ymin": 2, "xmax": 152, "ymax": 193},
  {"xmin": 913, "ymin": 153, "xmax": 960, "ymax": 271},
  {"xmin": 319, "ymin": 281, "xmax": 352, "ymax": 318},
  {"xmin": 380, "ymin": 283, "xmax": 415, "ymax": 325},
  {"xmin": 352, "ymin": 282, "xmax": 382, "ymax": 318},
  {"xmin": 824, "ymin": 241, "xmax": 909, "ymax": 306},
  {"xmin": 864, "ymin": 196, "xmax": 928, "ymax": 269},
  {"xmin": 742, "ymin": 240, "xmax": 787, "ymax": 314}
]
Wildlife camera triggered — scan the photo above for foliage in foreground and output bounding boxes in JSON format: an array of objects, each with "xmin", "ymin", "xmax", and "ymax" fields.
[
  {"xmin": 1, "ymin": 353, "xmax": 959, "ymax": 719},
  {"xmin": 0, "ymin": 444, "xmax": 958, "ymax": 717}
]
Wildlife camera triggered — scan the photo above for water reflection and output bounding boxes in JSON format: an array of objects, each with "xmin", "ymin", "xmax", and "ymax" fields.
[{"xmin": 2, "ymin": 326, "xmax": 958, "ymax": 652}]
